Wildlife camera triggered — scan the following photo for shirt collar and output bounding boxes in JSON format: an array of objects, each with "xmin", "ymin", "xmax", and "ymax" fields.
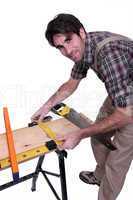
[{"xmin": 83, "ymin": 32, "xmax": 93, "ymax": 65}]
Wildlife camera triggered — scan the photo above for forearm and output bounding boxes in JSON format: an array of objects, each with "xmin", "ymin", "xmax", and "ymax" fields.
[
  {"xmin": 45, "ymin": 85, "xmax": 73, "ymax": 108},
  {"xmin": 31, "ymin": 78, "xmax": 81, "ymax": 121},
  {"xmin": 80, "ymin": 108, "xmax": 133, "ymax": 138},
  {"xmin": 43, "ymin": 80, "xmax": 79, "ymax": 110}
]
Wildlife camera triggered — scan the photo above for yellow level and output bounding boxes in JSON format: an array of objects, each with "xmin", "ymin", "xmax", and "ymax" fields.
[
  {"xmin": 38, "ymin": 122, "xmax": 62, "ymax": 146},
  {"xmin": 0, "ymin": 144, "xmax": 50, "ymax": 170}
]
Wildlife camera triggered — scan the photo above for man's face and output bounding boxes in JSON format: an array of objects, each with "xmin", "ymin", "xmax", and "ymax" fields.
[{"xmin": 53, "ymin": 28, "xmax": 86, "ymax": 62}]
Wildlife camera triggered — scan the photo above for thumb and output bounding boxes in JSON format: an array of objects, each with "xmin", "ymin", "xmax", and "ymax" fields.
[
  {"xmin": 56, "ymin": 135, "xmax": 66, "ymax": 151},
  {"xmin": 56, "ymin": 134, "xmax": 66, "ymax": 141},
  {"xmin": 38, "ymin": 113, "xmax": 47, "ymax": 122}
]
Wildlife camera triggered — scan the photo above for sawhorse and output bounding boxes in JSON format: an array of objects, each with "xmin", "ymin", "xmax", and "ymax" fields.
[
  {"xmin": 0, "ymin": 106, "xmax": 69, "ymax": 199},
  {"xmin": 0, "ymin": 150, "xmax": 68, "ymax": 200}
]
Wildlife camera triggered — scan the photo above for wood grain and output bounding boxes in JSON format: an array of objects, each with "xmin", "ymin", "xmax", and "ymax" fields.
[{"xmin": 0, "ymin": 118, "xmax": 80, "ymax": 160}]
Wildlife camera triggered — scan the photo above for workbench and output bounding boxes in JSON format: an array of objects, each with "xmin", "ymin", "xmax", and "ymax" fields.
[{"xmin": 0, "ymin": 115, "xmax": 79, "ymax": 200}]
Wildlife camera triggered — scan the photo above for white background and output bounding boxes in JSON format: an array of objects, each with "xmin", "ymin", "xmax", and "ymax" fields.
[{"xmin": 0, "ymin": 0, "xmax": 133, "ymax": 199}]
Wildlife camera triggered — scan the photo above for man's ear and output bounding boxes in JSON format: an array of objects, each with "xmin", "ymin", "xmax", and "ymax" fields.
[{"xmin": 79, "ymin": 28, "xmax": 86, "ymax": 40}]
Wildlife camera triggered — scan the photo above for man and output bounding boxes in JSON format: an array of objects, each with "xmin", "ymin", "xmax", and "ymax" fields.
[{"xmin": 31, "ymin": 13, "xmax": 133, "ymax": 200}]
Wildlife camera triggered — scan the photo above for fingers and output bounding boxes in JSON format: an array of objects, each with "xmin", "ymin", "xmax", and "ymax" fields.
[
  {"xmin": 58, "ymin": 145, "xmax": 65, "ymax": 151},
  {"xmin": 31, "ymin": 114, "xmax": 40, "ymax": 122},
  {"xmin": 56, "ymin": 134, "xmax": 66, "ymax": 150},
  {"xmin": 56, "ymin": 134, "xmax": 66, "ymax": 141},
  {"xmin": 31, "ymin": 114, "xmax": 45, "ymax": 122},
  {"xmin": 38, "ymin": 113, "xmax": 47, "ymax": 122},
  {"xmin": 31, "ymin": 106, "xmax": 50, "ymax": 122},
  {"xmin": 56, "ymin": 135, "xmax": 75, "ymax": 150},
  {"xmin": 56, "ymin": 133, "xmax": 81, "ymax": 150},
  {"xmin": 31, "ymin": 110, "xmax": 41, "ymax": 122},
  {"xmin": 57, "ymin": 141, "xmax": 66, "ymax": 151}
]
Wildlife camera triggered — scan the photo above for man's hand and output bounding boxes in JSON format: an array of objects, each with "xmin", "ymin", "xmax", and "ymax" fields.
[
  {"xmin": 56, "ymin": 106, "xmax": 133, "ymax": 151},
  {"xmin": 56, "ymin": 130, "xmax": 82, "ymax": 150},
  {"xmin": 31, "ymin": 104, "xmax": 50, "ymax": 122},
  {"xmin": 31, "ymin": 78, "xmax": 81, "ymax": 122}
]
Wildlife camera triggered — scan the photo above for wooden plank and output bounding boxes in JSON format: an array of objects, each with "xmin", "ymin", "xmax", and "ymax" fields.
[{"xmin": 0, "ymin": 118, "xmax": 80, "ymax": 161}]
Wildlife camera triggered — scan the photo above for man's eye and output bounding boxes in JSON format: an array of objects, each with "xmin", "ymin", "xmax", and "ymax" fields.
[
  {"xmin": 58, "ymin": 47, "xmax": 62, "ymax": 50},
  {"xmin": 65, "ymin": 38, "xmax": 71, "ymax": 43},
  {"xmin": 56, "ymin": 46, "xmax": 63, "ymax": 50}
]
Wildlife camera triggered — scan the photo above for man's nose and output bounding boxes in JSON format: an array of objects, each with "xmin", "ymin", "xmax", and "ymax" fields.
[{"xmin": 65, "ymin": 46, "xmax": 72, "ymax": 56}]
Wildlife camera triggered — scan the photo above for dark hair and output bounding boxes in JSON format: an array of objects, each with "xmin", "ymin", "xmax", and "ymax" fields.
[{"xmin": 45, "ymin": 13, "xmax": 86, "ymax": 46}]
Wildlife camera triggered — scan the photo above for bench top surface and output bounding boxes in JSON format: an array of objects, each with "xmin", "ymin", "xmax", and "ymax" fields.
[{"xmin": 0, "ymin": 118, "xmax": 79, "ymax": 160}]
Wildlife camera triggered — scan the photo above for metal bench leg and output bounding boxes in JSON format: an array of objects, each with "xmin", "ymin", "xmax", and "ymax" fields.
[
  {"xmin": 31, "ymin": 155, "xmax": 45, "ymax": 191},
  {"xmin": 56, "ymin": 150, "xmax": 68, "ymax": 200}
]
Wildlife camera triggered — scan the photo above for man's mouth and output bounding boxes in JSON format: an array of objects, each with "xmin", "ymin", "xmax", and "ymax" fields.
[{"xmin": 69, "ymin": 51, "xmax": 80, "ymax": 61}]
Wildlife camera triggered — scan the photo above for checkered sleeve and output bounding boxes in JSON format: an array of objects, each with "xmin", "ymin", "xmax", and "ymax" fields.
[
  {"xmin": 102, "ymin": 50, "xmax": 133, "ymax": 107},
  {"xmin": 71, "ymin": 60, "xmax": 89, "ymax": 80}
]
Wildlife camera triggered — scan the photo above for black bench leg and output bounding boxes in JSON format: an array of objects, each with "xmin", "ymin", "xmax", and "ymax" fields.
[
  {"xmin": 56, "ymin": 150, "xmax": 68, "ymax": 200},
  {"xmin": 31, "ymin": 155, "xmax": 45, "ymax": 191}
]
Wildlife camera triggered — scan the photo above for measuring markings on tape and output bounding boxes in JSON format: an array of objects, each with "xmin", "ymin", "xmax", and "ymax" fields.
[{"xmin": 0, "ymin": 145, "xmax": 50, "ymax": 169}]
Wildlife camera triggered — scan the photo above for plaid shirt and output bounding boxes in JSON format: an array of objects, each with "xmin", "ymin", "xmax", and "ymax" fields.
[{"xmin": 71, "ymin": 31, "xmax": 133, "ymax": 107}]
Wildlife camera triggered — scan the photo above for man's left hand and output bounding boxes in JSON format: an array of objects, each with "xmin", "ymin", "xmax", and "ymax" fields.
[{"xmin": 56, "ymin": 131, "xmax": 82, "ymax": 150}]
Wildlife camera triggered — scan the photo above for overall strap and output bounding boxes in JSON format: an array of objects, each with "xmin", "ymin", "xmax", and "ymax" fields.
[{"xmin": 94, "ymin": 35, "xmax": 130, "ymax": 70}]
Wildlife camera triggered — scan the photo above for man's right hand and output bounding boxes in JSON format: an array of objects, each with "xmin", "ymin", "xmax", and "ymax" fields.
[
  {"xmin": 31, "ymin": 78, "xmax": 81, "ymax": 122},
  {"xmin": 31, "ymin": 105, "xmax": 50, "ymax": 122}
]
